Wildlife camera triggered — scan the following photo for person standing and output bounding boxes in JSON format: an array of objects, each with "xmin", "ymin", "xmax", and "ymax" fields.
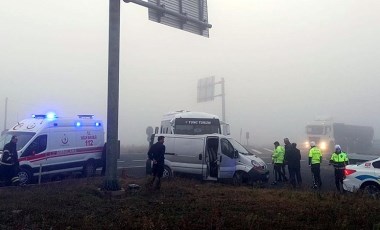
[
  {"xmin": 329, "ymin": 145, "xmax": 349, "ymax": 193},
  {"xmin": 147, "ymin": 136, "xmax": 166, "ymax": 190},
  {"xmin": 1, "ymin": 136, "xmax": 20, "ymax": 186},
  {"xmin": 285, "ymin": 143, "xmax": 302, "ymax": 188},
  {"xmin": 271, "ymin": 141, "xmax": 285, "ymax": 185},
  {"xmin": 309, "ymin": 141, "xmax": 323, "ymax": 189},
  {"xmin": 282, "ymin": 138, "xmax": 293, "ymax": 182}
]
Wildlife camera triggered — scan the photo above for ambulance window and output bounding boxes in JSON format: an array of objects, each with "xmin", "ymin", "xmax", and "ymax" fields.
[
  {"xmin": 21, "ymin": 135, "xmax": 47, "ymax": 157},
  {"xmin": 373, "ymin": 161, "xmax": 380, "ymax": 169},
  {"xmin": 221, "ymin": 138, "xmax": 234, "ymax": 158}
]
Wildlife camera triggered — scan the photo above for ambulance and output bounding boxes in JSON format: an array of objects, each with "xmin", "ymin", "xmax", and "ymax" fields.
[{"xmin": 0, "ymin": 113, "xmax": 104, "ymax": 184}]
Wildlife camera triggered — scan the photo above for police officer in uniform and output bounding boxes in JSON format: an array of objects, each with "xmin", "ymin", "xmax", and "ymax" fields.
[
  {"xmin": 309, "ymin": 141, "xmax": 322, "ymax": 189},
  {"xmin": 1, "ymin": 136, "xmax": 20, "ymax": 186},
  {"xmin": 329, "ymin": 145, "xmax": 349, "ymax": 193},
  {"xmin": 271, "ymin": 141, "xmax": 286, "ymax": 185}
]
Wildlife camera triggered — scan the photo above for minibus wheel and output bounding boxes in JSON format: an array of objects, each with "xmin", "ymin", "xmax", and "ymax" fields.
[
  {"xmin": 163, "ymin": 166, "xmax": 172, "ymax": 179},
  {"xmin": 18, "ymin": 168, "xmax": 33, "ymax": 185},
  {"xmin": 232, "ymin": 171, "xmax": 243, "ymax": 186}
]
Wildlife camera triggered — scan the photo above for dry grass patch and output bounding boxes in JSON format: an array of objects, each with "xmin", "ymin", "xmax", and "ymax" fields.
[{"xmin": 0, "ymin": 177, "xmax": 379, "ymax": 229}]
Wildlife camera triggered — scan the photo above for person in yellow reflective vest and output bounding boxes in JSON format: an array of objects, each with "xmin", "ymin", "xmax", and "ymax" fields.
[
  {"xmin": 308, "ymin": 141, "xmax": 322, "ymax": 189},
  {"xmin": 271, "ymin": 141, "xmax": 286, "ymax": 185},
  {"xmin": 329, "ymin": 145, "xmax": 349, "ymax": 193}
]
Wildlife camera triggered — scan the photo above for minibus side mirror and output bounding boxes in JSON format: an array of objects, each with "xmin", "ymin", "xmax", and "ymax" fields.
[{"xmin": 234, "ymin": 150, "xmax": 239, "ymax": 159}]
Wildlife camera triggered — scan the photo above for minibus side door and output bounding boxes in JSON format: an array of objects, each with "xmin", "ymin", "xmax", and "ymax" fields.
[{"xmin": 218, "ymin": 138, "xmax": 236, "ymax": 179}]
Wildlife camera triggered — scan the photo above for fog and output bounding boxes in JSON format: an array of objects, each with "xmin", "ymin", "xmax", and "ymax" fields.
[{"xmin": 1, "ymin": 0, "xmax": 380, "ymax": 146}]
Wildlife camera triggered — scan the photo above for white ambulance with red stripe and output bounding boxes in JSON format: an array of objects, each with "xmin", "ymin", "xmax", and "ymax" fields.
[{"xmin": 0, "ymin": 113, "xmax": 104, "ymax": 184}]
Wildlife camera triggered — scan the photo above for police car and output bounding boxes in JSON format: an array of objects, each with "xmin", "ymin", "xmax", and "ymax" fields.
[{"xmin": 343, "ymin": 157, "xmax": 380, "ymax": 195}]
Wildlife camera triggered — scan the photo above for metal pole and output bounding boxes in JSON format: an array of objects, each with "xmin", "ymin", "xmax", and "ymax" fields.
[
  {"xmin": 38, "ymin": 163, "xmax": 42, "ymax": 185},
  {"xmin": 221, "ymin": 77, "xmax": 225, "ymax": 122},
  {"xmin": 3, "ymin": 97, "xmax": 8, "ymax": 132},
  {"xmin": 103, "ymin": 0, "xmax": 121, "ymax": 191}
]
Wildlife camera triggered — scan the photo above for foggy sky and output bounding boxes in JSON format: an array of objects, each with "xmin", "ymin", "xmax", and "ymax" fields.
[{"xmin": 1, "ymin": 0, "xmax": 380, "ymax": 146}]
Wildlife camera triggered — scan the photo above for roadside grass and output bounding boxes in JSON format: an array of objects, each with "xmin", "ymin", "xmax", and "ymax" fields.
[{"xmin": 0, "ymin": 177, "xmax": 379, "ymax": 229}]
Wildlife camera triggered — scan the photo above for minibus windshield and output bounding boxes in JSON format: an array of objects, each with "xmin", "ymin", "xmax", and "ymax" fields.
[{"xmin": 228, "ymin": 138, "xmax": 253, "ymax": 155}]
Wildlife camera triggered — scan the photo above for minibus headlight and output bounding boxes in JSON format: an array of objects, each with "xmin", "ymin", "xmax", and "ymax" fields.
[{"xmin": 251, "ymin": 160, "xmax": 261, "ymax": 167}]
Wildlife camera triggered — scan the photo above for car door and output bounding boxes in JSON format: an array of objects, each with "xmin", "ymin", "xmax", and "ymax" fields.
[
  {"xmin": 218, "ymin": 138, "xmax": 236, "ymax": 179},
  {"xmin": 372, "ymin": 160, "xmax": 380, "ymax": 179}
]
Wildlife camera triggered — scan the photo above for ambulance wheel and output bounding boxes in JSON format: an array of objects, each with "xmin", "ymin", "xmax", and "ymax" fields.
[
  {"xmin": 233, "ymin": 171, "xmax": 243, "ymax": 186},
  {"xmin": 18, "ymin": 168, "xmax": 33, "ymax": 185},
  {"xmin": 83, "ymin": 161, "xmax": 96, "ymax": 177},
  {"xmin": 162, "ymin": 166, "xmax": 172, "ymax": 179}
]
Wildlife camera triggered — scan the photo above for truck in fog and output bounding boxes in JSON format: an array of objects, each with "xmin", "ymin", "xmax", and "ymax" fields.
[{"xmin": 306, "ymin": 120, "xmax": 374, "ymax": 153}]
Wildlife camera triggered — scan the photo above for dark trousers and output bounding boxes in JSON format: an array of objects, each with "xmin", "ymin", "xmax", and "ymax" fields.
[
  {"xmin": 151, "ymin": 163, "xmax": 164, "ymax": 190},
  {"xmin": 288, "ymin": 167, "xmax": 302, "ymax": 188},
  {"xmin": 311, "ymin": 163, "xmax": 322, "ymax": 188},
  {"xmin": 2, "ymin": 165, "xmax": 19, "ymax": 186},
  {"xmin": 334, "ymin": 168, "xmax": 345, "ymax": 192},
  {"xmin": 274, "ymin": 163, "xmax": 285, "ymax": 182},
  {"xmin": 281, "ymin": 163, "xmax": 287, "ymax": 179}
]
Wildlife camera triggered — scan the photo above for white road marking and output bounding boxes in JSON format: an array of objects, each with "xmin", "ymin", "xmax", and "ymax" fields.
[
  {"xmin": 263, "ymin": 148, "xmax": 273, "ymax": 153},
  {"xmin": 251, "ymin": 148, "xmax": 263, "ymax": 155}
]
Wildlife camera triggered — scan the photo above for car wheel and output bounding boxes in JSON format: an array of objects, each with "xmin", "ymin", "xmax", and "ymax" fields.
[
  {"xmin": 362, "ymin": 183, "xmax": 380, "ymax": 198},
  {"xmin": 83, "ymin": 161, "xmax": 96, "ymax": 177},
  {"xmin": 162, "ymin": 166, "xmax": 172, "ymax": 179},
  {"xmin": 18, "ymin": 168, "xmax": 33, "ymax": 185},
  {"xmin": 233, "ymin": 171, "xmax": 243, "ymax": 186}
]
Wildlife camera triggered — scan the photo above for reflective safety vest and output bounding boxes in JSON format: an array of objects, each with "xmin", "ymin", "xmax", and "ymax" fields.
[
  {"xmin": 309, "ymin": 147, "xmax": 322, "ymax": 164},
  {"xmin": 330, "ymin": 151, "xmax": 349, "ymax": 168},
  {"xmin": 272, "ymin": 146, "xmax": 285, "ymax": 164}
]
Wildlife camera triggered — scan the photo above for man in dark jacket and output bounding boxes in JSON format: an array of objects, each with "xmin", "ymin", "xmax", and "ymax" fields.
[
  {"xmin": 282, "ymin": 138, "xmax": 293, "ymax": 182},
  {"xmin": 1, "ymin": 135, "xmax": 20, "ymax": 186},
  {"xmin": 147, "ymin": 136, "xmax": 166, "ymax": 190},
  {"xmin": 285, "ymin": 142, "xmax": 302, "ymax": 188}
]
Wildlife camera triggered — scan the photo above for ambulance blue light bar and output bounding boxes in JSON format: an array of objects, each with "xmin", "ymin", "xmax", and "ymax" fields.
[
  {"xmin": 95, "ymin": 122, "xmax": 101, "ymax": 127},
  {"xmin": 32, "ymin": 112, "xmax": 57, "ymax": 119},
  {"xmin": 76, "ymin": 122, "xmax": 81, "ymax": 127}
]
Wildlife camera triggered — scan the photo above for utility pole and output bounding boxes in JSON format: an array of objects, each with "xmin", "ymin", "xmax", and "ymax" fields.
[
  {"xmin": 220, "ymin": 77, "xmax": 225, "ymax": 122},
  {"xmin": 103, "ymin": 0, "xmax": 121, "ymax": 191}
]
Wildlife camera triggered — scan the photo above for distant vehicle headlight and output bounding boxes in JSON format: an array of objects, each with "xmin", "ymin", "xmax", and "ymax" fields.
[{"xmin": 320, "ymin": 141, "xmax": 327, "ymax": 150}]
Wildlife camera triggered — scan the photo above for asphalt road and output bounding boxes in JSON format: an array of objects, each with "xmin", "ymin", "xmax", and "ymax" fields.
[{"xmin": 118, "ymin": 146, "xmax": 339, "ymax": 192}]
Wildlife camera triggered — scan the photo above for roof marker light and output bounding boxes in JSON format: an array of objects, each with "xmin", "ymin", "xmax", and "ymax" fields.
[{"xmin": 76, "ymin": 122, "xmax": 81, "ymax": 127}]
